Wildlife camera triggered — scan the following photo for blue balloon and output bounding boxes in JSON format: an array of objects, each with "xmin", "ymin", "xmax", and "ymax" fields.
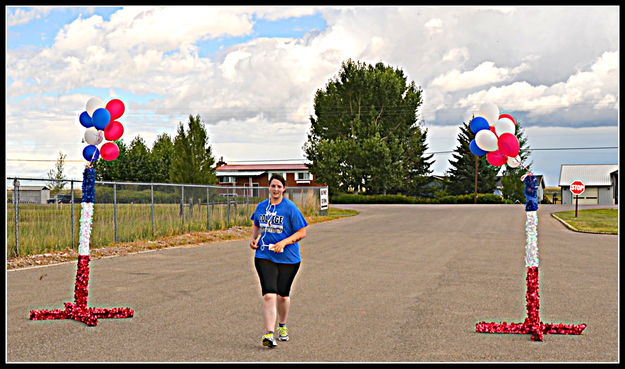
[
  {"xmin": 83, "ymin": 145, "xmax": 100, "ymax": 162},
  {"xmin": 92, "ymin": 108, "xmax": 111, "ymax": 130},
  {"xmin": 79, "ymin": 111, "xmax": 93, "ymax": 128},
  {"xmin": 470, "ymin": 139, "xmax": 488, "ymax": 156},
  {"xmin": 470, "ymin": 116, "xmax": 490, "ymax": 134}
]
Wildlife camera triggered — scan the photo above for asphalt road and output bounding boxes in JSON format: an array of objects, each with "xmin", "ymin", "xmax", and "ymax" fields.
[{"xmin": 6, "ymin": 204, "xmax": 618, "ymax": 363}]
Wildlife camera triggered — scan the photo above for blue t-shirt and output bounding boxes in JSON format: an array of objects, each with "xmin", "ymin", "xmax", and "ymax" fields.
[{"xmin": 250, "ymin": 198, "xmax": 308, "ymax": 264}]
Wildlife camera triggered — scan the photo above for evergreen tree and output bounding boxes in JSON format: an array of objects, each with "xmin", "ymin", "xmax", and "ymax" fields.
[
  {"xmin": 446, "ymin": 121, "xmax": 499, "ymax": 195},
  {"xmin": 150, "ymin": 133, "xmax": 175, "ymax": 183},
  {"xmin": 304, "ymin": 59, "xmax": 432, "ymax": 195},
  {"xmin": 46, "ymin": 151, "xmax": 67, "ymax": 195},
  {"xmin": 500, "ymin": 119, "xmax": 532, "ymax": 202},
  {"xmin": 124, "ymin": 136, "xmax": 154, "ymax": 182},
  {"xmin": 93, "ymin": 139, "xmax": 128, "ymax": 181},
  {"xmin": 170, "ymin": 114, "xmax": 217, "ymax": 185}
]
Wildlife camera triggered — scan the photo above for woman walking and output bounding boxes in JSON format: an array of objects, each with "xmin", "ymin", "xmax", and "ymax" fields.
[{"xmin": 250, "ymin": 174, "xmax": 308, "ymax": 348}]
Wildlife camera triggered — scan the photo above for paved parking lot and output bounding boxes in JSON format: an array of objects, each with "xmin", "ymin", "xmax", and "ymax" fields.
[{"xmin": 6, "ymin": 204, "xmax": 618, "ymax": 362}]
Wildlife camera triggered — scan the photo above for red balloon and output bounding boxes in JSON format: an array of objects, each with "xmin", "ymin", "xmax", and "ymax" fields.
[
  {"xmin": 100, "ymin": 142, "xmax": 120, "ymax": 161},
  {"xmin": 489, "ymin": 126, "xmax": 497, "ymax": 135},
  {"xmin": 105, "ymin": 99, "xmax": 125, "ymax": 120},
  {"xmin": 498, "ymin": 132, "xmax": 520, "ymax": 157},
  {"xmin": 498, "ymin": 113, "xmax": 516, "ymax": 125},
  {"xmin": 486, "ymin": 150, "xmax": 507, "ymax": 167},
  {"xmin": 104, "ymin": 120, "xmax": 124, "ymax": 141}
]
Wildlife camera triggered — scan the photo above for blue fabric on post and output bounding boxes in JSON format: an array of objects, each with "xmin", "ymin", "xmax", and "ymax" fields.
[
  {"xmin": 523, "ymin": 175, "xmax": 538, "ymax": 212},
  {"xmin": 81, "ymin": 167, "xmax": 96, "ymax": 203}
]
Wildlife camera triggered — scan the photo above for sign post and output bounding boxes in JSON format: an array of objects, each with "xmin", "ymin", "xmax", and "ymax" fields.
[
  {"xmin": 570, "ymin": 180, "xmax": 585, "ymax": 218},
  {"xmin": 319, "ymin": 187, "xmax": 329, "ymax": 216}
]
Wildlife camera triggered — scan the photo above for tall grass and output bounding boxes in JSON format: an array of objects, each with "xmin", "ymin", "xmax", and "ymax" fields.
[{"xmin": 7, "ymin": 195, "xmax": 319, "ymax": 258}]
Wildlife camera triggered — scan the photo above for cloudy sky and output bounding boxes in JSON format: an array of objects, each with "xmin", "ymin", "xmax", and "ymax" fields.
[{"xmin": 5, "ymin": 6, "xmax": 619, "ymax": 187}]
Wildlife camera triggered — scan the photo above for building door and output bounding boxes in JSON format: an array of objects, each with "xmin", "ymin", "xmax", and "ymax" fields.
[{"xmin": 577, "ymin": 186, "xmax": 598, "ymax": 205}]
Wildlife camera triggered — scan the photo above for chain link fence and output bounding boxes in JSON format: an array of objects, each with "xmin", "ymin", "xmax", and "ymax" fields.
[{"xmin": 6, "ymin": 177, "xmax": 327, "ymax": 258}]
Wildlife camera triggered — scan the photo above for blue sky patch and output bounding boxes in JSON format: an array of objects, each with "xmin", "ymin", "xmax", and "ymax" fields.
[
  {"xmin": 197, "ymin": 13, "xmax": 326, "ymax": 58},
  {"xmin": 7, "ymin": 7, "xmax": 122, "ymax": 49}
]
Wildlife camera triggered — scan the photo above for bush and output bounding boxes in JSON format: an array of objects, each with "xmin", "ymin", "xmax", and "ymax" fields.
[{"xmin": 330, "ymin": 193, "xmax": 513, "ymax": 204}]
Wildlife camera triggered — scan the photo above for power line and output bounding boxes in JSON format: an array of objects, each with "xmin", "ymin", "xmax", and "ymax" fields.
[{"xmin": 5, "ymin": 146, "xmax": 618, "ymax": 162}]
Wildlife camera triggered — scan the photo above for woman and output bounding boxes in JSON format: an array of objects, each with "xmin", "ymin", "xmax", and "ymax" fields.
[{"xmin": 249, "ymin": 174, "xmax": 308, "ymax": 348}]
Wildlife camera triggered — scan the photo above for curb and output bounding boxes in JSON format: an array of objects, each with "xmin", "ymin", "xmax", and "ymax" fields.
[{"xmin": 550, "ymin": 213, "xmax": 617, "ymax": 235}]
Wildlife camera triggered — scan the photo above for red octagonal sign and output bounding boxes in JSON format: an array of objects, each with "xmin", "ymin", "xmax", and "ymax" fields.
[{"xmin": 570, "ymin": 180, "xmax": 585, "ymax": 196}]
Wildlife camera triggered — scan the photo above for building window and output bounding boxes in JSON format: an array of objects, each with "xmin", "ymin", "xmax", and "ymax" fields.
[
  {"xmin": 268, "ymin": 172, "xmax": 287, "ymax": 182},
  {"xmin": 220, "ymin": 176, "xmax": 236, "ymax": 183},
  {"xmin": 296, "ymin": 172, "xmax": 312, "ymax": 181}
]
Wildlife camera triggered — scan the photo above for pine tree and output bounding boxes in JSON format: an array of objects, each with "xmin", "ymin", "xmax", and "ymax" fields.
[
  {"xmin": 93, "ymin": 139, "xmax": 127, "ymax": 181},
  {"xmin": 170, "ymin": 114, "xmax": 217, "ymax": 185},
  {"xmin": 500, "ymin": 119, "xmax": 532, "ymax": 203},
  {"xmin": 124, "ymin": 136, "xmax": 154, "ymax": 182},
  {"xmin": 46, "ymin": 151, "xmax": 67, "ymax": 195},
  {"xmin": 446, "ymin": 121, "xmax": 499, "ymax": 196},
  {"xmin": 150, "ymin": 133, "xmax": 175, "ymax": 183}
]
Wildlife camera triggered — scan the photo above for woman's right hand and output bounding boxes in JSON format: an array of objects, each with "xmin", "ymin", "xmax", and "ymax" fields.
[{"xmin": 250, "ymin": 238, "xmax": 258, "ymax": 250}]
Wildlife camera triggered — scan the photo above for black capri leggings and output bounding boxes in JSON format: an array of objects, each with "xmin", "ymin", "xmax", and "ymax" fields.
[{"xmin": 254, "ymin": 258, "xmax": 301, "ymax": 297}]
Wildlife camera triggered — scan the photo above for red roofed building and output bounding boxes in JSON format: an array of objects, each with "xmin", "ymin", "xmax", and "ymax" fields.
[{"xmin": 215, "ymin": 158, "xmax": 325, "ymax": 189}]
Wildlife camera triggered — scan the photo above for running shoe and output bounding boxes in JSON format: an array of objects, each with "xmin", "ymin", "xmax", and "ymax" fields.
[
  {"xmin": 262, "ymin": 332, "xmax": 277, "ymax": 348},
  {"xmin": 277, "ymin": 326, "xmax": 289, "ymax": 341}
]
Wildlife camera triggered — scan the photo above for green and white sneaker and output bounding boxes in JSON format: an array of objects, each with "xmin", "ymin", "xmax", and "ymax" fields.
[
  {"xmin": 262, "ymin": 332, "xmax": 277, "ymax": 348},
  {"xmin": 277, "ymin": 325, "xmax": 289, "ymax": 341}
]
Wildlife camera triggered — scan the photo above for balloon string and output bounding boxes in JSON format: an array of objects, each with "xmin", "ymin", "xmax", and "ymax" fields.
[
  {"xmin": 87, "ymin": 147, "xmax": 98, "ymax": 168},
  {"xmin": 514, "ymin": 156, "xmax": 534, "ymax": 180}
]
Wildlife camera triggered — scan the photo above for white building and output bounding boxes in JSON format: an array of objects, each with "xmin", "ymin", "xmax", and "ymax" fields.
[
  {"xmin": 9, "ymin": 186, "xmax": 51, "ymax": 204},
  {"xmin": 558, "ymin": 164, "xmax": 618, "ymax": 205}
]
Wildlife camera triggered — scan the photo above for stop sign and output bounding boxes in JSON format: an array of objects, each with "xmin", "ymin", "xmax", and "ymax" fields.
[{"xmin": 570, "ymin": 180, "xmax": 585, "ymax": 196}]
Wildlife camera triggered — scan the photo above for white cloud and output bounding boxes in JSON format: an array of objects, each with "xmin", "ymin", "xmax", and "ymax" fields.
[
  {"xmin": 457, "ymin": 50, "xmax": 618, "ymax": 118},
  {"xmin": 5, "ymin": 6, "xmax": 619, "ymax": 179},
  {"xmin": 430, "ymin": 61, "xmax": 530, "ymax": 92},
  {"xmin": 424, "ymin": 18, "xmax": 443, "ymax": 34},
  {"xmin": 6, "ymin": 6, "xmax": 54, "ymax": 27},
  {"xmin": 442, "ymin": 47, "xmax": 469, "ymax": 63}
]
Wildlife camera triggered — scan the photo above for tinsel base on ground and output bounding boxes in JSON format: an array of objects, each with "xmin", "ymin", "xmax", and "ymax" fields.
[
  {"xmin": 29, "ymin": 255, "xmax": 134, "ymax": 326},
  {"xmin": 475, "ymin": 266, "xmax": 586, "ymax": 341}
]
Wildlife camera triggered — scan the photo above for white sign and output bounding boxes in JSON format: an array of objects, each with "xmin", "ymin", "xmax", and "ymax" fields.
[{"xmin": 320, "ymin": 187, "xmax": 329, "ymax": 211}]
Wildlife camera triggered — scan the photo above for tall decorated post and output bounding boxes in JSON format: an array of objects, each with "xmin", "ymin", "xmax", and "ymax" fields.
[
  {"xmin": 29, "ymin": 97, "xmax": 134, "ymax": 326},
  {"xmin": 468, "ymin": 102, "xmax": 586, "ymax": 341}
]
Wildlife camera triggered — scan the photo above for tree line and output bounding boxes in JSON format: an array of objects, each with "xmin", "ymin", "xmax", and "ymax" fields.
[
  {"xmin": 92, "ymin": 114, "xmax": 217, "ymax": 185},
  {"xmin": 48, "ymin": 59, "xmax": 531, "ymax": 203}
]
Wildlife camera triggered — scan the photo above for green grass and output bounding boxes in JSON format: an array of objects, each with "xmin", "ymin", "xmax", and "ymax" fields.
[
  {"xmin": 552, "ymin": 209, "xmax": 618, "ymax": 234},
  {"xmin": 309, "ymin": 206, "xmax": 359, "ymax": 222},
  {"xmin": 6, "ymin": 199, "xmax": 325, "ymax": 258}
]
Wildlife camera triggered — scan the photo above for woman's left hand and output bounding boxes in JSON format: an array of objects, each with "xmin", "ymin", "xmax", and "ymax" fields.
[{"xmin": 270, "ymin": 241, "xmax": 287, "ymax": 253}]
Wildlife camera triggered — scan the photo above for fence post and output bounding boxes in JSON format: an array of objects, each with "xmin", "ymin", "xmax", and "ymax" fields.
[
  {"xmin": 70, "ymin": 180, "xmax": 75, "ymax": 250},
  {"xmin": 227, "ymin": 197, "xmax": 231, "ymax": 227},
  {"xmin": 206, "ymin": 187, "xmax": 210, "ymax": 231},
  {"xmin": 114, "ymin": 183, "xmax": 118, "ymax": 242},
  {"xmin": 13, "ymin": 178, "xmax": 20, "ymax": 257},
  {"xmin": 180, "ymin": 186, "xmax": 185, "ymax": 219},
  {"xmin": 151, "ymin": 184, "xmax": 155, "ymax": 236}
]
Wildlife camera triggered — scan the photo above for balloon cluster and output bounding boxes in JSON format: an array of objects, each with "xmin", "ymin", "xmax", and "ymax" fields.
[
  {"xmin": 79, "ymin": 97, "xmax": 126, "ymax": 162},
  {"xmin": 468, "ymin": 102, "xmax": 522, "ymax": 168}
]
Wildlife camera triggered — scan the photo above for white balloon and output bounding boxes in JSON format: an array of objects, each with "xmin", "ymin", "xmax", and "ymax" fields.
[
  {"xmin": 475, "ymin": 129, "xmax": 499, "ymax": 152},
  {"xmin": 84, "ymin": 127, "xmax": 104, "ymax": 145},
  {"xmin": 495, "ymin": 118, "xmax": 515, "ymax": 136},
  {"xmin": 507, "ymin": 155, "xmax": 521, "ymax": 168},
  {"xmin": 86, "ymin": 97, "xmax": 105, "ymax": 117},
  {"xmin": 477, "ymin": 102, "xmax": 500, "ymax": 125}
]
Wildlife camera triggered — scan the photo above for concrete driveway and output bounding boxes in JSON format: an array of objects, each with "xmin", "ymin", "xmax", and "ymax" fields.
[{"xmin": 6, "ymin": 204, "xmax": 618, "ymax": 362}]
